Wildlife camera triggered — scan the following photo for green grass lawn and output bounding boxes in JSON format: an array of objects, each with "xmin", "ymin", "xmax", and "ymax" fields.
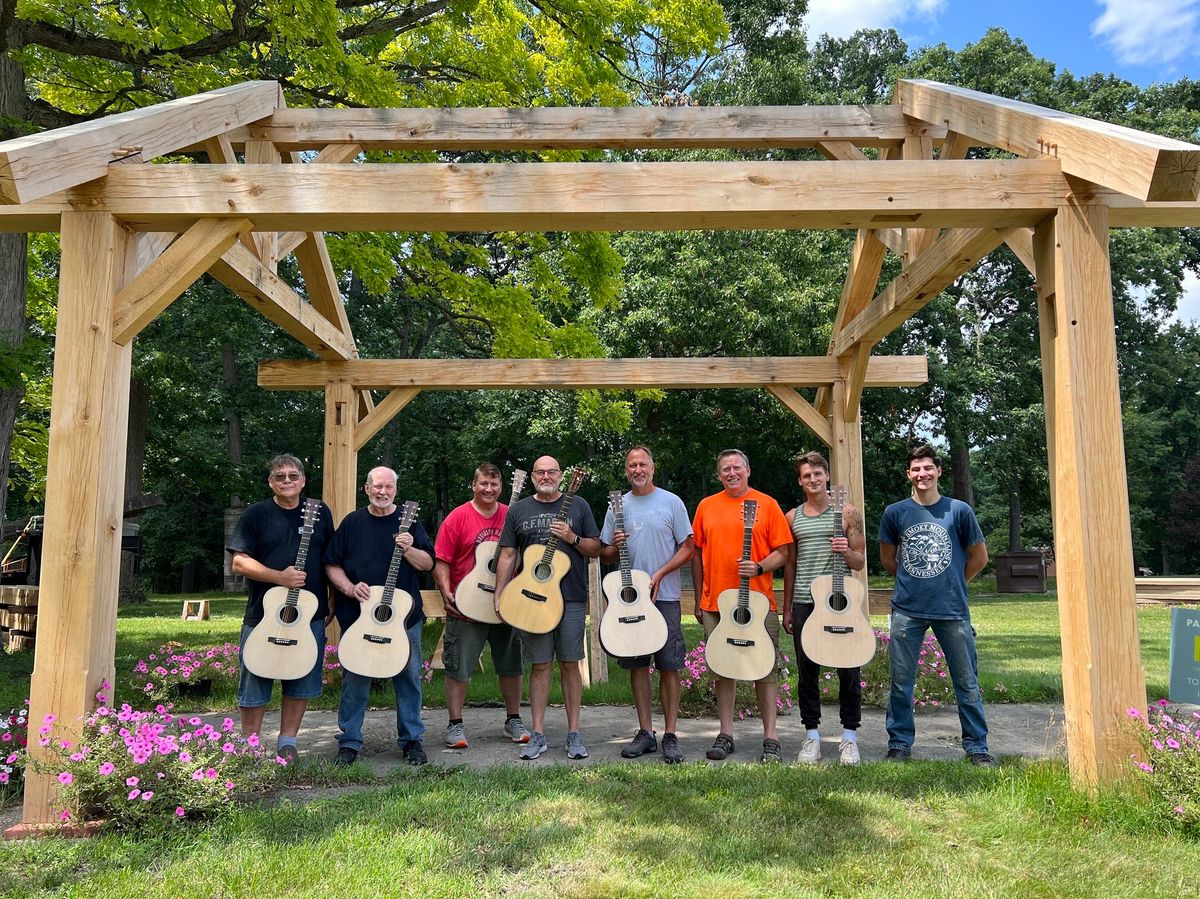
[{"xmin": 1, "ymin": 760, "xmax": 1197, "ymax": 897}]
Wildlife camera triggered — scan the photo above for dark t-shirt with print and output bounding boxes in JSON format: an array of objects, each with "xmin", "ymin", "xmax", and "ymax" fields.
[{"xmin": 499, "ymin": 493, "xmax": 599, "ymax": 603}]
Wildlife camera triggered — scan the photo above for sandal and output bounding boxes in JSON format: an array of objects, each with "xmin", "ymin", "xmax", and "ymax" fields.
[
  {"xmin": 759, "ymin": 738, "xmax": 783, "ymax": 763},
  {"xmin": 706, "ymin": 733, "xmax": 735, "ymax": 760}
]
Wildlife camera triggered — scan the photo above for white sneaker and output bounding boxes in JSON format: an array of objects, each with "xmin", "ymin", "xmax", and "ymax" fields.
[
  {"xmin": 797, "ymin": 737, "xmax": 822, "ymax": 764},
  {"xmin": 838, "ymin": 740, "xmax": 861, "ymax": 765}
]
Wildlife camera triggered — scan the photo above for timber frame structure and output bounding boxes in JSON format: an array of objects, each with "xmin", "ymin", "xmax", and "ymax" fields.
[{"xmin": 3, "ymin": 78, "xmax": 1200, "ymax": 825}]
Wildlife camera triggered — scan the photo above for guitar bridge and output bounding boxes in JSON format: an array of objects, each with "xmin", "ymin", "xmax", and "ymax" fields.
[
  {"xmin": 823, "ymin": 626, "xmax": 855, "ymax": 634},
  {"xmin": 618, "ymin": 615, "xmax": 646, "ymax": 624},
  {"xmin": 267, "ymin": 637, "xmax": 298, "ymax": 647},
  {"xmin": 478, "ymin": 584, "xmax": 495, "ymax": 594},
  {"xmin": 364, "ymin": 635, "xmax": 392, "ymax": 645},
  {"xmin": 521, "ymin": 589, "xmax": 547, "ymax": 603},
  {"xmin": 726, "ymin": 638, "xmax": 756, "ymax": 647}
]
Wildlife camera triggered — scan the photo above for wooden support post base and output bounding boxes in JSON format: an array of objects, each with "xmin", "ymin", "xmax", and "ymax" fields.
[{"xmin": 180, "ymin": 599, "xmax": 211, "ymax": 621}]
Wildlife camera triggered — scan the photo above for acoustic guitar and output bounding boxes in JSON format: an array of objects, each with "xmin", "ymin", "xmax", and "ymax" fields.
[
  {"xmin": 454, "ymin": 469, "xmax": 528, "ymax": 624},
  {"xmin": 242, "ymin": 498, "xmax": 323, "ymax": 682},
  {"xmin": 800, "ymin": 486, "xmax": 875, "ymax": 668},
  {"xmin": 599, "ymin": 490, "xmax": 668, "ymax": 658},
  {"xmin": 497, "ymin": 468, "xmax": 587, "ymax": 634},
  {"xmin": 703, "ymin": 499, "xmax": 775, "ymax": 682},
  {"xmin": 337, "ymin": 500, "xmax": 421, "ymax": 679}
]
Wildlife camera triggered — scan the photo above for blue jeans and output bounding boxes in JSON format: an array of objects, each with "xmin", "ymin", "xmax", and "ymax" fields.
[
  {"xmin": 337, "ymin": 619, "xmax": 425, "ymax": 750},
  {"xmin": 886, "ymin": 611, "xmax": 989, "ymax": 755}
]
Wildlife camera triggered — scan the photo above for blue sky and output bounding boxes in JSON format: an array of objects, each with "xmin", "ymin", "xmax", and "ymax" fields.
[{"xmin": 802, "ymin": 0, "xmax": 1200, "ymax": 322}]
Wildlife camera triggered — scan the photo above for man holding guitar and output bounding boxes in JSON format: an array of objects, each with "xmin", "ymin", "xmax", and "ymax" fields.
[
  {"xmin": 433, "ymin": 463, "xmax": 531, "ymax": 750},
  {"xmin": 691, "ymin": 449, "xmax": 792, "ymax": 763},
  {"xmin": 782, "ymin": 451, "xmax": 867, "ymax": 765},
  {"xmin": 228, "ymin": 454, "xmax": 334, "ymax": 763},
  {"xmin": 493, "ymin": 456, "xmax": 600, "ymax": 760},
  {"xmin": 600, "ymin": 446, "xmax": 694, "ymax": 764},
  {"xmin": 324, "ymin": 467, "xmax": 435, "ymax": 768},
  {"xmin": 879, "ymin": 445, "xmax": 993, "ymax": 766}
]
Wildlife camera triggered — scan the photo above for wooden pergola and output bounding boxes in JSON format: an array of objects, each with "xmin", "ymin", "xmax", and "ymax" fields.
[{"xmin": 3, "ymin": 79, "xmax": 1199, "ymax": 825}]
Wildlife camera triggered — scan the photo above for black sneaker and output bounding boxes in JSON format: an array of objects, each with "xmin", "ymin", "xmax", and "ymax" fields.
[
  {"xmin": 885, "ymin": 747, "xmax": 912, "ymax": 762},
  {"xmin": 706, "ymin": 733, "xmax": 735, "ymax": 761},
  {"xmin": 333, "ymin": 747, "xmax": 358, "ymax": 768},
  {"xmin": 621, "ymin": 729, "xmax": 658, "ymax": 758},
  {"xmin": 662, "ymin": 732, "xmax": 684, "ymax": 764},
  {"xmin": 759, "ymin": 738, "xmax": 783, "ymax": 764},
  {"xmin": 402, "ymin": 740, "xmax": 427, "ymax": 766},
  {"xmin": 967, "ymin": 752, "xmax": 996, "ymax": 768}
]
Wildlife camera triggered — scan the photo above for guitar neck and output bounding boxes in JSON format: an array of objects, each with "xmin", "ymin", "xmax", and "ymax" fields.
[
  {"xmin": 737, "ymin": 521, "xmax": 754, "ymax": 608},
  {"xmin": 831, "ymin": 492, "xmax": 845, "ymax": 594},
  {"xmin": 541, "ymin": 492, "xmax": 577, "ymax": 561},
  {"xmin": 614, "ymin": 503, "xmax": 633, "ymax": 589},
  {"xmin": 288, "ymin": 502, "xmax": 318, "ymax": 606}
]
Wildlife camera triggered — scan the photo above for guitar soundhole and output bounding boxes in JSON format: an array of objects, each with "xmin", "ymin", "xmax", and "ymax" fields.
[
  {"xmin": 828, "ymin": 592, "xmax": 848, "ymax": 612},
  {"xmin": 533, "ymin": 561, "xmax": 553, "ymax": 581},
  {"xmin": 732, "ymin": 606, "xmax": 752, "ymax": 626},
  {"xmin": 487, "ymin": 559, "xmax": 497, "ymax": 575},
  {"xmin": 620, "ymin": 586, "xmax": 638, "ymax": 604},
  {"xmin": 372, "ymin": 604, "xmax": 394, "ymax": 625},
  {"xmin": 279, "ymin": 605, "xmax": 300, "ymax": 625}
]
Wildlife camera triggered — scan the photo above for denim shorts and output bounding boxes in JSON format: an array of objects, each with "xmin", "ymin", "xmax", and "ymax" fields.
[
  {"xmin": 617, "ymin": 602, "xmax": 687, "ymax": 671},
  {"xmin": 520, "ymin": 602, "xmax": 586, "ymax": 665},
  {"xmin": 237, "ymin": 620, "xmax": 327, "ymax": 707},
  {"xmin": 442, "ymin": 616, "xmax": 524, "ymax": 682}
]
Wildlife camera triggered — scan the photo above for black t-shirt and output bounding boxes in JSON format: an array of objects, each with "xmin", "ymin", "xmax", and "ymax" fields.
[
  {"xmin": 226, "ymin": 496, "xmax": 334, "ymax": 627},
  {"xmin": 323, "ymin": 505, "xmax": 434, "ymax": 629},
  {"xmin": 499, "ymin": 493, "xmax": 599, "ymax": 603}
]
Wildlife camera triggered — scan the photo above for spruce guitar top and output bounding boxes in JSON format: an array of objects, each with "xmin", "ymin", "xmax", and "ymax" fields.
[
  {"xmin": 598, "ymin": 490, "xmax": 668, "ymax": 658},
  {"xmin": 455, "ymin": 469, "xmax": 527, "ymax": 624}
]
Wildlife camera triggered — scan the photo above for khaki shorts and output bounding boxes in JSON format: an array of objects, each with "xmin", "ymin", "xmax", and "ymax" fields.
[
  {"xmin": 442, "ymin": 616, "xmax": 524, "ymax": 682},
  {"xmin": 700, "ymin": 607, "xmax": 780, "ymax": 685}
]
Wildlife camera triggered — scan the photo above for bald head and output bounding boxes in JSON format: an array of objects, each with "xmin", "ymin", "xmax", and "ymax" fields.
[
  {"xmin": 363, "ymin": 466, "xmax": 398, "ymax": 513},
  {"xmin": 531, "ymin": 455, "xmax": 563, "ymax": 500}
]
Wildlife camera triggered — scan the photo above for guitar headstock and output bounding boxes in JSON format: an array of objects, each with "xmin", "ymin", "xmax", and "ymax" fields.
[
  {"xmin": 509, "ymin": 469, "xmax": 528, "ymax": 500},
  {"xmin": 301, "ymin": 498, "xmax": 321, "ymax": 527},
  {"xmin": 564, "ymin": 467, "xmax": 588, "ymax": 495},
  {"xmin": 398, "ymin": 500, "xmax": 420, "ymax": 532},
  {"xmin": 608, "ymin": 489, "xmax": 624, "ymax": 516},
  {"xmin": 830, "ymin": 485, "xmax": 846, "ymax": 513},
  {"xmin": 742, "ymin": 498, "xmax": 758, "ymax": 527}
]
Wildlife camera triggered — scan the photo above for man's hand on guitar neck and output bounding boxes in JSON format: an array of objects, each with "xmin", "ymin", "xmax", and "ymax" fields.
[{"xmin": 277, "ymin": 565, "xmax": 306, "ymax": 588}]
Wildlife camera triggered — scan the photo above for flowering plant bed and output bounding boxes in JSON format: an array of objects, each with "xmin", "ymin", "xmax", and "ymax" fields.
[
  {"xmin": 1, "ymin": 703, "xmax": 28, "ymax": 799},
  {"xmin": 131, "ymin": 641, "xmax": 240, "ymax": 704},
  {"xmin": 1128, "ymin": 699, "xmax": 1200, "ymax": 831}
]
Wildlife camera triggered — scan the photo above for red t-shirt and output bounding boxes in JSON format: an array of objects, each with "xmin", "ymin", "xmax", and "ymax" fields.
[
  {"xmin": 434, "ymin": 500, "xmax": 508, "ymax": 593},
  {"xmin": 692, "ymin": 488, "xmax": 790, "ymax": 612}
]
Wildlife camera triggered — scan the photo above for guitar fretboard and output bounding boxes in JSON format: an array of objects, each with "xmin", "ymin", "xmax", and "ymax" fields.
[
  {"xmin": 287, "ymin": 499, "xmax": 320, "ymax": 607},
  {"xmin": 610, "ymin": 491, "xmax": 633, "ymax": 590},
  {"xmin": 381, "ymin": 501, "xmax": 420, "ymax": 606},
  {"xmin": 736, "ymin": 499, "xmax": 759, "ymax": 610},
  {"xmin": 831, "ymin": 487, "xmax": 846, "ymax": 596}
]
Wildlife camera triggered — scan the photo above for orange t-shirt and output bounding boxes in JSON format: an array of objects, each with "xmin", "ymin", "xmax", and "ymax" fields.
[{"xmin": 691, "ymin": 487, "xmax": 791, "ymax": 612}]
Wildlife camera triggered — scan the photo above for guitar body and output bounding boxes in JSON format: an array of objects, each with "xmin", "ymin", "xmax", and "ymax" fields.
[
  {"xmin": 454, "ymin": 540, "xmax": 503, "ymax": 624},
  {"xmin": 599, "ymin": 568, "xmax": 667, "ymax": 658},
  {"xmin": 704, "ymin": 587, "xmax": 775, "ymax": 682},
  {"xmin": 497, "ymin": 543, "xmax": 569, "ymax": 634},
  {"xmin": 801, "ymin": 574, "xmax": 875, "ymax": 668},
  {"xmin": 338, "ymin": 586, "xmax": 415, "ymax": 678},
  {"xmin": 242, "ymin": 586, "xmax": 321, "ymax": 681}
]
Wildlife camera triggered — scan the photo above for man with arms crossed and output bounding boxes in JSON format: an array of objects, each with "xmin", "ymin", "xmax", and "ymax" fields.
[
  {"xmin": 324, "ymin": 466, "xmax": 435, "ymax": 767},
  {"xmin": 433, "ymin": 463, "xmax": 530, "ymax": 749},
  {"xmin": 228, "ymin": 453, "xmax": 334, "ymax": 763},
  {"xmin": 691, "ymin": 449, "xmax": 793, "ymax": 763},
  {"xmin": 782, "ymin": 451, "xmax": 867, "ymax": 765},
  {"xmin": 600, "ymin": 446, "xmax": 694, "ymax": 764},
  {"xmin": 493, "ymin": 455, "xmax": 601, "ymax": 761},
  {"xmin": 879, "ymin": 445, "xmax": 993, "ymax": 766}
]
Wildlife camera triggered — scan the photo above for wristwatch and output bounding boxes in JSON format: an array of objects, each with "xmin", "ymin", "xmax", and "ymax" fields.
[
  {"xmin": 573, "ymin": 534, "xmax": 582, "ymax": 546},
  {"xmin": 755, "ymin": 562, "xmax": 764, "ymax": 576}
]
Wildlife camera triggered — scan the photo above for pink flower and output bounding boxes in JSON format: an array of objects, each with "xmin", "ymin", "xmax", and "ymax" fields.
[
  {"xmin": 126, "ymin": 776, "xmax": 139, "ymax": 787},
  {"xmin": 175, "ymin": 807, "xmax": 186, "ymax": 817},
  {"xmin": 57, "ymin": 771, "xmax": 73, "ymax": 784},
  {"xmin": 128, "ymin": 788, "xmax": 140, "ymax": 800},
  {"xmin": 191, "ymin": 769, "xmax": 204, "ymax": 781},
  {"xmin": 205, "ymin": 768, "xmax": 218, "ymax": 779},
  {"xmin": 98, "ymin": 761, "xmax": 115, "ymax": 775},
  {"xmin": 140, "ymin": 791, "xmax": 154, "ymax": 801},
  {"xmin": 179, "ymin": 752, "xmax": 192, "ymax": 763},
  {"xmin": 222, "ymin": 742, "xmax": 236, "ymax": 754},
  {"xmin": 58, "ymin": 809, "xmax": 70, "ymax": 822}
]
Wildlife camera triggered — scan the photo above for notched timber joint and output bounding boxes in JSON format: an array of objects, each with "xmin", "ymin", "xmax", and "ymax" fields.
[{"xmin": 1036, "ymin": 139, "xmax": 1059, "ymax": 157}]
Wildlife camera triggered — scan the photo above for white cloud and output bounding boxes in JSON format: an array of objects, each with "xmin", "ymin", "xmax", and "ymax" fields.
[
  {"xmin": 803, "ymin": 0, "xmax": 946, "ymax": 40},
  {"xmin": 1176, "ymin": 269, "xmax": 1200, "ymax": 324},
  {"xmin": 1091, "ymin": 0, "xmax": 1200, "ymax": 66}
]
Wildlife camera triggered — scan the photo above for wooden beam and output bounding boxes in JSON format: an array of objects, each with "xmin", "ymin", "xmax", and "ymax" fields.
[
  {"xmin": 244, "ymin": 139, "xmax": 281, "ymax": 268},
  {"xmin": 1038, "ymin": 202, "xmax": 1145, "ymax": 787},
  {"xmin": 292, "ymin": 236, "xmax": 354, "ymax": 345},
  {"xmin": 828, "ymin": 379, "xmax": 868, "ymax": 592},
  {"xmin": 897, "ymin": 79, "xmax": 1200, "ymax": 202},
  {"xmin": 24, "ymin": 212, "xmax": 136, "ymax": 824},
  {"xmin": 0, "ymin": 159, "xmax": 1074, "ymax": 233},
  {"xmin": 112, "ymin": 218, "xmax": 253, "ymax": 344},
  {"xmin": 831, "ymin": 228, "xmax": 1005, "ymax": 356},
  {"xmin": 224, "ymin": 105, "xmax": 945, "ymax": 151},
  {"xmin": 353, "ymin": 387, "xmax": 422, "ymax": 451},
  {"xmin": 764, "ymin": 386, "xmax": 833, "ymax": 446},
  {"xmin": 843, "ymin": 343, "xmax": 872, "ymax": 420},
  {"xmin": 257, "ymin": 355, "xmax": 930, "ymax": 391},
  {"xmin": 276, "ymin": 143, "xmax": 362, "ymax": 257},
  {"xmin": 0, "ymin": 81, "xmax": 281, "ymax": 205},
  {"xmin": 940, "ymin": 130, "xmax": 973, "ymax": 161},
  {"xmin": 1000, "ymin": 226, "xmax": 1037, "ymax": 274},
  {"xmin": 902, "ymin": 115, "xmax": 940, "ymax": 263},
  {"xmin": 1033, "ymin": 220, "xmax": 1058, "ymax": 519},
  {"xmin": 323, "ymin": 380, "xmax": 359, "ymax": 528},
  {"xmin": 209, "ymin": 242, "xmax": 356, "ymax": 360}
]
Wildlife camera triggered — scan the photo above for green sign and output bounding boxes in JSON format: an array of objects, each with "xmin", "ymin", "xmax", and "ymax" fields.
[{"xmin": 1169, "ymin": 607, "xmax": 1200, "ymax": 704}]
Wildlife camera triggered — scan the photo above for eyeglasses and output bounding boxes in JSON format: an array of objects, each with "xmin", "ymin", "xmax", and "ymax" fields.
[
  {"xmin": 270, "ymin": 472, "xmax": 303, "ymax": 482},
  {"xmin": 532, "ymin": 468, "xmax": 561, "ymax": 477}
]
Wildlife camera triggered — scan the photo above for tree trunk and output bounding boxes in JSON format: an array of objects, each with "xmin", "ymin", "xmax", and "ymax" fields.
[
  {"xmin": 947, "ymin": 420, "xmax": 975, "ymax": 507},
  {"xmin": 125, "ymin": 378, "xmax": 148, "ymax": 501},
  {"xmin": 1008, "ymin": 483, "xmax": 1022, "ymax": 552}
]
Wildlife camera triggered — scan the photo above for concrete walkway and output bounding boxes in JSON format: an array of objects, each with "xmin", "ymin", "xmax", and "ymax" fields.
[{"xmin": 267, "ymin": 702, "xmax": 1069, "ymax": 771}]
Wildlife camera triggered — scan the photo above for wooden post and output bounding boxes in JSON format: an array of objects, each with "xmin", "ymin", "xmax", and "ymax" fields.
[
  {"xmin": 584, "ymin": 556, "xmax": 608, "ymax": 685},
  {"xmin": 1036, "ymin": 204, "xmax": 1146, "ymax": 787},
  {"xmin": 322, "ymin": 380, "xmax": 358, "ymax": 526},
  {"xmin": 22, "ymin": 213, "xmax": 136, "ymax": 825},
  {"xmin": 829, "ymin": 379, "xmax": 868, "ymax": 588}
]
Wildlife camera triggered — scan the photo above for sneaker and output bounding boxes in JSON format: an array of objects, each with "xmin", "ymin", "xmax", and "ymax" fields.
[
  {"xmin": 402, "ymin": 740, "xmax": 427, "ymax": 766},
  {"xmin": 333, "ymin": 746, "xmax": 358, "ymax": 769},
  {"xmin": 445, "ymin": 722, "xmax": 468, "ymax": 749},
  {"xmin": 967, "ymin": 752, "xmax": 996, "ymax": 768},
  {"xmin": 565, "ymin": 731, "xmax": 588, "ymax": 760},
  {"xmin": 759, "ymin": 738, "xmax": 783, "ymax": 763},
  {"xmin": 797, "ymin": 737, "xmax": 822, "ymax": 765},
  {"xmin": 503, "ymin": 717, "xmax": 531, "ymax": 744},
  {"xmin": 621, "ymin": 729, "xmax": 658, "ymax": 759},
  {"xmin": 838, "ymin": 740, "xmax": 861, "ymax": 765},
  {"xmin": 277, "ymin": 744, "xmax": 298, "ymax": 765},
  {"xmin": 706, "ymin": 733, "xmax": 735, "ymax": 761},
  {"xmin": 519, "ymin": 731, "xmax": 548, "ymax": 760},
  {"xmin": 662, "ymin": 732, "xmax": 683, "ymax": 764},
  {"xmin": 885, "ymin": 747, "xmax": 912, "ymax": 762}
]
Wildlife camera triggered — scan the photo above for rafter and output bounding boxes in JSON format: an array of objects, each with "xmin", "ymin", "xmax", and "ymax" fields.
[
  {"xmin": 354, "ymin": 387, "xmax": 422, "ymax": 451},
  {"xmin": 765, "ymin": 386, "xmax": 833, "ymax": 446}
]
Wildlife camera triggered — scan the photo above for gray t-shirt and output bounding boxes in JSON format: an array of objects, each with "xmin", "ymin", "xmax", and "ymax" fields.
[{"xmin": 600, "ymin": 487, "xmax": 694, "ymax": 602}]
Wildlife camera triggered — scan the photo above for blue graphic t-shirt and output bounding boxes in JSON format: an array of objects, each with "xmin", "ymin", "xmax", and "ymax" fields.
[{"xmin": 878, "ymin": 496, "xmax": 984, "ymax": 620}]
